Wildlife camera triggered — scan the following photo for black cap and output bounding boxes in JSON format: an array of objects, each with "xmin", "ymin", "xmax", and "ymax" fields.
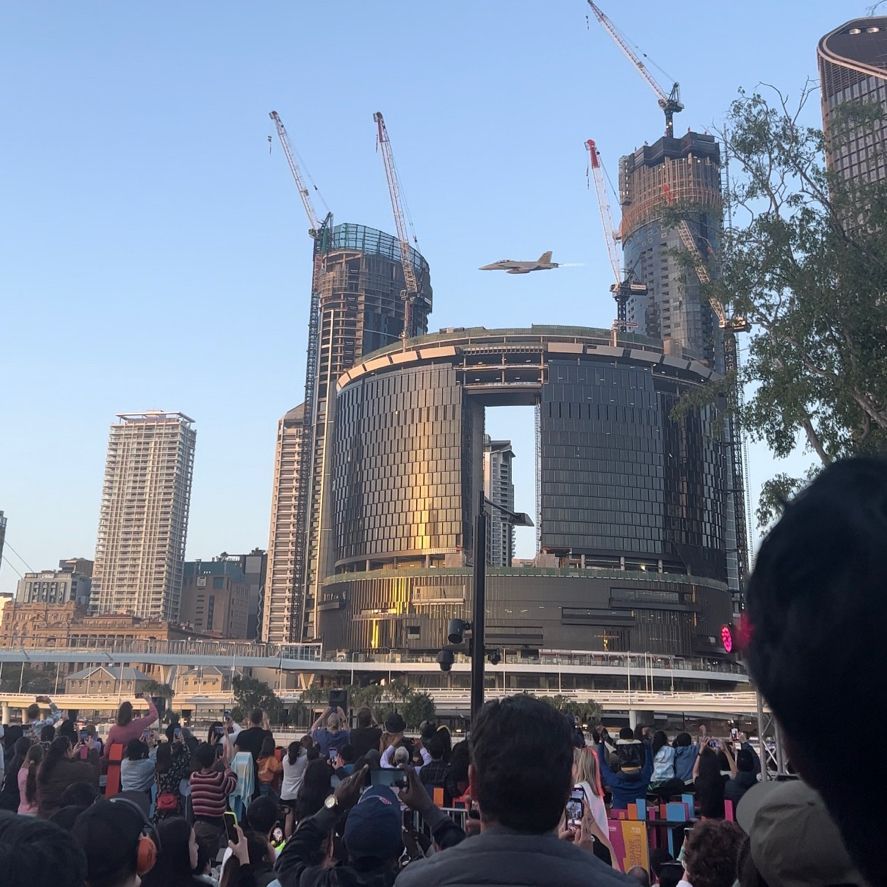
[
  {"xmin": 384, "ymin": 712, "xmax": 406, "ymax": 733},
  {"xmin": 72, "ymin": 799, "xmax": 142, "ymax": 882}
]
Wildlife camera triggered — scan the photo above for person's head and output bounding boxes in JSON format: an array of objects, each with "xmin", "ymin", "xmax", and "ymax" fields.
[
  {"xmin": 245, "ymin": 796, "xmax": 278, "ymax": 837},
  {"xmin": 300, "ymin": 733, "xmax": 313, "ymax": 751},
  {"xmin": 116, "ymin": 700, "xmax": 134, "ymax": 727},
  {"xmin": 250, "ymin": 708, "xmax": 264, "ymax": 726},
  {"xmin": 356, "ymin": 707, "xmax": 373, "ymax": 728},
  {"xmin": 25, "ymin": 703, "xmax": 40, "ymax": 722},
  {"xmin": 393, "ymin": 745, "xmax": 410, "ymax": 768},
  {"xmin": 39, "ymin": 736, "xmax": 72, "ymax": 785},
  {"xmin": 40, "ymin": 724, "xmax": 56, "ymax": 743},
  {"xmin": 683, "ymin": 820, "xmax": 745, "ymax": 887},
  {"xmin": 424, "ymin": 728, "xmax": 450, "ymax": 762},
  {"xmin": 696, "ymin": 747, "xmax": 721, "ymax": 783},
  {"xmin": 628, "ymin": 866, "xmax": 651, "ymax": 887},
  {"xmin": 673, "ymin": 732, "xmax": 692, "ymax": 748},
  {"xmin": 59, "ymin": 781, "xmax": 100, "ymax": 810},
  {"xmin": 736, "ymin": 748, "xmax": 755, "ymax": 773},
  {"xmin": 125, "ymin": 739, "xmax": 148, "ymax": 761},
  {"xmin": 619, "ymin": 726, "xmax": 635, "ymax": 740},
  {"xmin": 193, "ymin": 742, "xmax": 215, "ymax": 771},
  {"xmin": 73, "ymin": 798, "xmax": 154, "ymax": 887},
  {"xmin": 470, "ymin": 695, "xmax": 573, "ymax": 833},
  {"xmin": 573, "ymin": 746, "xmax": 602, "ymax": 796},
  {"xmin": 326, "ymin": 713, "xmax": 340, "ymax": 733},
  {"xmin": 2, "ymin": 724, "xmax": 22, "ymax": 753},
  {"xmin": 383, "ymin": 712, "xmax": 405, "ymax": 736},
  {"xmin": 287, "ymin": 740, "xmax": 302, "ymax": 765},
  {"xmin": 58, "ymin": 719, "xmax": 77, "ymax": 741},
  {"xmin": 0, "ymin": 810, "xmax": 87, "ymax": 887},
  {"xmin": 9, "ymin": 736, "xmax": 33, "ymax": 771},
  {"xmin": 744, "ymin": 457, "xmax": 887, "ymax": 885},
  {"xmin": 206, "ymin": 721, "xmax": 223, "ymax": 745},
  {"xmin": 259, "ymin": 735, "xmax": 276, "ymax": 757},
  {"xmin": 141, "ymin": 816, "xmax": 196, "ymax": 887},
  {"xmin": 336, "ymin": 744, "xmax": 355, "ymax": 768},
  {"xmin": 155, "ymin": 741, "xmax": 172, "ymax": 773},
  {"xmin": 342, "ymin": 786, "xmax": 403, "ymax": 871},
  {"xmin": 652, "ymin": 730, "xmax": 668, "ymax": 755},
  {"xmin": 23, "ymin": 743, "xmax": 44, "ymax": 804},
  {"xmin": 296, "ymin": 759, "xmax": 334, "ymax": 819}
]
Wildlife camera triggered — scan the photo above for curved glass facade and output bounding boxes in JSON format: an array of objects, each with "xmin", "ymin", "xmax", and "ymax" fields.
[{"xmin": 321, "ymin": 327, "xmax": 732, "ymax": 656}]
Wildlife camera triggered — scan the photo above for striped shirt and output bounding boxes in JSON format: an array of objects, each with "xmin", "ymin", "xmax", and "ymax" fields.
[{"xmin": 189, "ymin": 766, "xmax": 237, "ymax": 819}]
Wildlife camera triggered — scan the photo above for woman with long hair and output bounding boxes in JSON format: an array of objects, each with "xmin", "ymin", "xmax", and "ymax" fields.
[
  {"xmin": 0, "ymin": 735, "xmax": 32, "ymax": 812},
  {"xmin": 153, "ymin": 735, "xmax": 191, "ymax": 822},
  {"xmin": 37, "ymin": 735, "xmax": 99, "ymax": 819},
  {"xmin": 573, "ymin": 746, "xmax": 608, "ymax": 836},
  {"xmin": 280, "ymin": 736, "xmax": 311, "ymax": 836},
  {"xmin": 294, "ymin": 758, "xmax": 333, "ymax": 825},
  {"xmin": 694, "ymin": 745, "xmax": 728, "ymax": 819},
  {"xmin": 141, "ymin": 815, "xmax": 206, "ymax": 887},
  {"xmin": 17, "ymin": 742, "xmax": 43, "ymax": 815}
]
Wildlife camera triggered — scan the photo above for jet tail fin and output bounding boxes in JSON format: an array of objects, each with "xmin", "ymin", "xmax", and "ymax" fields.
[{"xmin": 538, "ymin": 251, "xmax": 553, "ymax": 264}]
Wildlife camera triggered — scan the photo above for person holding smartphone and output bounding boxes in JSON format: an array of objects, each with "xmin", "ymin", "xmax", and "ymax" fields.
[{"xmin": 310, "ymin": 706, "xmax": 350, "ymax": 761}]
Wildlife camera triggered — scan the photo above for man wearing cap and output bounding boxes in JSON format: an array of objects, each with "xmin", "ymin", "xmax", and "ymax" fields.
[
  {"xmin": 274, "ymin": 763, "xmax": 403, "ymax": 887},
  {"xmin": 72, "ymin": 792, "xmax": 156, "ymax": 887},
  {"xmin": 736, "ymin": 779, "xmax": 865, "ymax": 887},
  {"xmin": 380, "ymin": 713, "xmax": 430, "ymax": 769},
  {"xmin": 744, "ymin": 457, "xmax": 887, "ymax": 886}
]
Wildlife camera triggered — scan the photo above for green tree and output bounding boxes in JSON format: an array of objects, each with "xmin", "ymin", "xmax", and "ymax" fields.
[
  {"xmin": 347, "ymin": 683, "xmax": 383, "ymax": 712},
  {"xmin": 400, "ymin": 692, "xmax": 436, "ymax": 730},
  {"xmin": 0, "ymin": 665, "xmax": 53, "ymax": 693},
  {"xmin": 141, "ymin": 680, "xmax": 174, "ymax": 700},
  {"xmin": 688, "ymin": 85, "xmax": 887, "ymax": 525},
  {"xmin": 232, "ymin": 674, "xmax": 280, "ymax": 723}
]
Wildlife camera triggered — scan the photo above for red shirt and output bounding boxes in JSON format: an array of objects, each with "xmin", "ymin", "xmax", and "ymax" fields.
[{"xmin": 190, "ymin": 767, "xmax": 237, "ymax": 819}]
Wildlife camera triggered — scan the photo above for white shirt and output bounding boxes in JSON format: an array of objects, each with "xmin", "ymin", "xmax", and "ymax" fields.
[
  {"xmin": 381, "ymin": 744, "xmax": 431, "ymax": 768},
  {"xmin": 281, "ymin": 751, "xmax": 309, "ymax": 801},
  {"xmin": 576, "ymin": 780, "xmax": 609, "ymax": 836}
]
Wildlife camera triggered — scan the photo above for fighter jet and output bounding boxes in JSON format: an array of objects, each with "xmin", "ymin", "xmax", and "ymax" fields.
[{"xmin": 479, "ymin": 251, "xmax": 559, "ymax": 274}]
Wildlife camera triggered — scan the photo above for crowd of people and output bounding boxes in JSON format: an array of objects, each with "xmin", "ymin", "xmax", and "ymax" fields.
[{"xmin": 0, "ymin": 456, "xmax": 881, "ymax": 886}]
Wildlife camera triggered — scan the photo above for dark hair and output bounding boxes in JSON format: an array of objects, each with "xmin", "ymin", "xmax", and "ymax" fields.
[
  {"xmin": 673, "ymin": 732, "xmax": 692, "ymax": 748},
  {"xmin": 356, "ymin": 707, "xmax": 372, "ymax": 728},
  {"xmin": 50, "ymin": 805, "xmax": 89, "ymax": 831},
  {"xmin": 736, "ymin": 749, "xmax": 754, "ymax": 773},
  {"xmin": 306, "ymin": 745, "xmax": 320, "ymax": 762},
  {"xmin": 194, "ymin": 742, "xmax": 215, "ymax": 770},
  {"xmin": 338, "ymin": 744, "xmax": 355, "ymax": 764},
  {"xmin": 141, "ymin": 816, "xmax": 194, "ymax": 887},
  {"xmin": 58, "ymin": 719, "xmax": 76, "ymax": 741},
  {"xmin": 59, "ymin": 782, "xmax": 99, "ymax": 809},
  {"xmin": 245, "ymin": 796, "xmax": 278, "ymax": 835},
  {"xmin": 0, "ymin": 810, "xmax": 87, "ymax": 887},
  {"xmin": 259, "ymin": 735, "xmax": 276, "ymax": 758},
  {"xmin": 694, "ymin": 748, "xmax": 725, "ymax": 818},
  {"xmin": 628, "ymin": 866, "xmax": 651, "ymax": 887},
  {"xmin": 745, "ymin": 457, "xmax": 887, "ymax": 885},
  {"xmin": 470, "ymin": 695, "xmax": 572, "ymax": 833},
  {"xmin": 39, "ymin": 724, "xmax": 55, "ymax": 743},
  {"xmin": 683, "ymin": 820, "xmax": 744, "ymax": 887},
  {"xmin": 652, "ymin": 730, "xmax": 668, "ymax": 756},
  {"xmin": 4, "ymin": 736, "xmax": 34, "ymax": 796},
  {"xmin": 25, "ymin": 703, "xmax": 40, "ymax": 722},
  {"xmin": 155, "ymin": 741, "xmax": 172, "ymax": 773},
  {"xmin": 446, "ymin": 739, "xmax": 471, "ymax": 798},
  {"xmin": 38, "ymin": 736, "xmax": 72, "ymax": 786},
  {"xmin": 250, "ymin": 708, "xmax": 264, "ymax": 726},
  {"xmin": 287, "ymin": 740, "xmax": 303, "ymax": 765},
  {"xmin": 619, "ymin": 726, "xmax": 635, "ymax": 740},
  {"xmin": 117, "ymin": 700, "xmax": 134, "ymax": 727},
  {"xmin": 296, "ymin": 759, "xmax": 333, "ymax": 820},
  {"xmin": 126, "ymin": 738, "xmax": 148, "ymax": 761},
  {"xmin": 24, "ymin": 744, "xmax": 43, "ymax": 805},
  {"xmin": 425, "ymin": 729, "xmax": 450, "ymax": 761},
  {"xmin": 2, "ymin": 725, "xmax": 23, "ymax": 754},
  {"xmin": 207, "ymin": 721, "xmax": 224, "ymax": 745}
]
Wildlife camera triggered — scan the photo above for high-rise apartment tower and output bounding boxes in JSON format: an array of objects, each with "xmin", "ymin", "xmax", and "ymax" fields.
[
  {"xmin": 620, "ymin": 132, "xmax": 723, "ymax": 364},
  {"xmin": 92, "ymin": 412, "xmax": 196, "ymax": 621},
  {"xmin": 263, "ymin": 224, "xmax": 432, "ymax": 644},
  {"xmin": 818, "ymin": 18, "xmax": 887, "ymax": 185},
  {"xmin": 483, "ymin": 436, "xmax": 516, "ymax": 567}
]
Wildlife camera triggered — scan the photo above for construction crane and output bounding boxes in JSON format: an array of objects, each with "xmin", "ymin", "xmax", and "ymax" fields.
[
  {"xmin": 373, "ymin": 111, "xmax": 422, "ymax": 342},
  {"xmin": 586, "ymin": 138, "xmax": 647, "ymax": 338},
  {"xmin": 269, "ymin": 110, "xmax": 332, "ymax": 639},
  {"xmin": 665, "ymin": 184, "xmax": 751, "ymax": 595},
  {"xmin": 587, "ymin": 1, "xmax": 684, "ymax": 137}
]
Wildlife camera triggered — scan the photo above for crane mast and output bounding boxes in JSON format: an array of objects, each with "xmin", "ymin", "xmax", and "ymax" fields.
[
  {"xmin": 373, "ymin": 111, "xmax": 421, "ymax": 341},
  {"xmin": 269, "ymin": 109, "xmax": 331, "ymax": 641},
  {"xmin": 587, "ymin": 1, "xmax": 684, "ymax": 137},
  {"xmin": 586, "ymin": 138, "xmax": 647, "ymax": 336}
]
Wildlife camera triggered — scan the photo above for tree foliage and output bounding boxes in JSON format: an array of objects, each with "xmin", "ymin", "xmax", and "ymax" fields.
[
  {"xmin": 0, "ymin": 664, "xmax": 54, "ymax": 693},
  {"xmin": 682, "ymin": 85, "xmax": 887, "ymax": 525},
  {"xmin": 141, "ymin": 680, "xmax": 174, "ymax": 699},
  {"xmin": 232, "ymin": 674, "xmax": 281, "ymax": 723}
]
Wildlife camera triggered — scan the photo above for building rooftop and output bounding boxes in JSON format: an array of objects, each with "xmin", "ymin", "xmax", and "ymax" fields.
[
  {"xmin": 819, "ymin": 17, "xmax": 887, "ymax": 77},
  {"xmin": 66, "ymin": 665, "xmax": 151, "ymax": 682}
]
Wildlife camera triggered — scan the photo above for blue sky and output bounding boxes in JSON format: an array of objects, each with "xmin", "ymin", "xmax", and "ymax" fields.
[{"xmin": 0, "ymin": 1, "xmax": 854, "ymax": 590}]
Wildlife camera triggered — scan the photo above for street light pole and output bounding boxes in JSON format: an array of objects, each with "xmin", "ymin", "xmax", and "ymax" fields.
[{"xmin": 471, "ymin": 490, "xmax": 487, "ymax": 720}]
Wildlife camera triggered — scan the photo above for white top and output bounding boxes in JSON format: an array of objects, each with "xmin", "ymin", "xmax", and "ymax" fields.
[
  {"xmin": 576, "ymin": 780, "xmax": 609, "ymax": 836},
  {"xmin": 281, "ymin": 750, "xmax": 309, "ymax": 801}
]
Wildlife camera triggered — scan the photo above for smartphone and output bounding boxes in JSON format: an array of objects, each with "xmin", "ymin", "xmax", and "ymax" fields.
[
  {"xmin": 174, "ymin": 726, "xmax": 182, "ymax": 739},
  {"xmin": 223, "ymin": 710, "xmax": 232, "ymax": 720},
  {"xmin": 708, "ymin": 739, "xmax": 720, "ymax": 749},
  {"xmin": 566, "ymin": 788, "xmax": 585, "ymax": 825},
  {"xmin": 271, "ymin": 825, "xmax": 284, "ymax": 844},
  {"xmin": 730, "ymin": 727, "xmax": 739, "ymax": 741},
  {"xmin": 79, "ymin": 729, "xmax": 88, "ymax": 742},
  {"xmin": 214, "ymin": 725, "xmax": 225, "ymax": 738},
  {"xmin": 329, "ymin": 748, "xmax": 339, "ymax": 764},
  {"xmin": 370, "ymin": 768, "xmax": 406, "ymax": 789},
  {"xmin": 223, "ymin": 811, "xmax": 239, "ymax": 844}
]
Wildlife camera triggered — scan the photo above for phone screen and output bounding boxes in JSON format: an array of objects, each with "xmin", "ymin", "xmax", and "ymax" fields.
[
  {"xmin": 214, "ymin": 726, "xmax": 225, "ymax": 737},
  {"xmin": 224, "ymin": 812, "xmax": 238, "ymax": 844},
  {"xmin": 566, "ymin": 788, "xmax": 585, "ymax": 824},
  {"xmin": 370, "ymin": 768, "xmax": 406, "ymax": 789},
  {"xmin": 708, "ymin": 739, "xmax": 720, "ymax": 749}
]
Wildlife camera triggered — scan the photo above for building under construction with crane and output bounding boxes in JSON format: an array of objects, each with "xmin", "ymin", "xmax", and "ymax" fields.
[{"xmin": 262, "ymin": 2, "xmax": 748, "ymax": 657}]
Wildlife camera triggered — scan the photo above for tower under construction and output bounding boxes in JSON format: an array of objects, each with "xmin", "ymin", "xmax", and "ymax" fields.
[{"xmin": 263, "ymin": 222, "xmax": 432, "ymax": 644}]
